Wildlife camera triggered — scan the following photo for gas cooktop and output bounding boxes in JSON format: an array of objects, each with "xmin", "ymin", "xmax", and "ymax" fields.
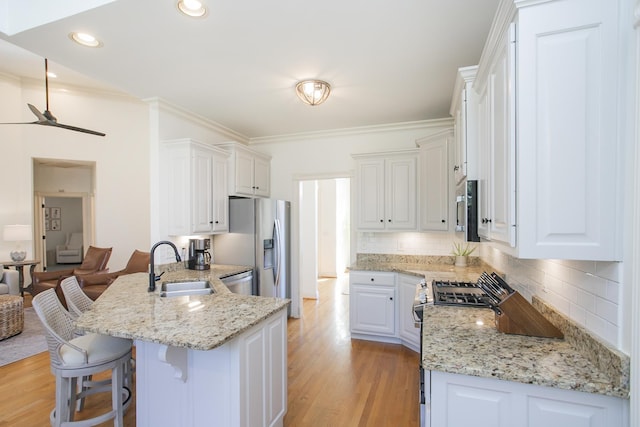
[{"xmin": 431, "ymin": 280, "xmax": 490, "ymax": 308}]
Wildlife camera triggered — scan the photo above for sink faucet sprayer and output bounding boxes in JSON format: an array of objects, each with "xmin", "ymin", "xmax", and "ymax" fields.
[{"xmin": 149, "ymin": 240, "xmax": 182, "ymax": 292}]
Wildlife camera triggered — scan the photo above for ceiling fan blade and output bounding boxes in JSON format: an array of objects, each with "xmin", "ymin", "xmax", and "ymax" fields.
[
  {"xmin": 50, "ymin": 121, "xmax": 106, "ymax": 137},
  {"xmin": 27, "ymin": 103, "xmax": 48, "ymax": 123},
  {"xmin": 0, "ymin": 120, "xmax": 39, "ymax": 125},
  {"xmin": 1, "ymin": 60, "xmax": 106, "ymax": 137}
]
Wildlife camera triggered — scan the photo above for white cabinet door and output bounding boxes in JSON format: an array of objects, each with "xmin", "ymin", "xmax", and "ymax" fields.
[
  {"xmin": 471, "ymin": 0, "xmax": 621, "ymax": 260},
  {"xmin": 398, "ymin": 274, "xmax": 420, "ymax": 352},
  {"xmin": 238, "ymin": 309, "xmax": 287, "ymax": 427},
  {"xmin": 357, "ymin": 158, "xmax": 386, "ymax": 230},
  {"xmin": 419, "ymin": 134, "xmax": 450, "ymax": 231},
  {"xmin": 487, "ymin": 26, "xmax": 516, "ymax": 246},
  {"xmin": 350, "ymin": 285, "xmax": 395, "ymax": 336},
  {"xmin": 221, "ymin": 143, "xmax": 272, "ymax": 198},
  {"xmin": 212, "ymin": 151, "xmax": 229, "ymax": 233},
  {"xmin": 253, "ymin": 155, "xmax": 271, "ymax": 198},
  {"xmin": 191, "ymin": 146, "xmax": 215, "ymax": 234},
  {"xmin": 431, "ymin": 372, "xmax": 515, "ymax": 427},
  {"xmin": 234, "ymin": 149, "xmax": 255, "ymax": 196},
  {"xmin": 385, "ymin": 155, "xmax": 417, "ymax": 230},
  {"xmin": 476, "ymin": 85, "xmax": 490, "ymax": 240},
  {"xmin": 430, "ymin": 371, "xmax": 626, "ymax": 427},
  {"xmin": 474, "ymin": 25, "xmax": 516, "ymax": 246},
  {"xmin": 355, "ymin": 151, "xmax": 418, "ymax": 231},
  {"xmin": 163, "ymin": 139, "xmax": 228, "ymax": 236},
  {"xmin": 515, "ymin": 0, "xmax": 620, "ymax": 260}
]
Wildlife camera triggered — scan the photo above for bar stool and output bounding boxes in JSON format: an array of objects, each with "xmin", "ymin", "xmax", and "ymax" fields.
[
  {"xmin": 60, "ymin": 275, "xmax": 134, "ymax": 412},
  {"xmin": 32, "ymin": 289, "xmax": 132, "ymax": 427},
  {"xmin": 60, "ymin": 276, "xmax": 95, "ymax": 319}
]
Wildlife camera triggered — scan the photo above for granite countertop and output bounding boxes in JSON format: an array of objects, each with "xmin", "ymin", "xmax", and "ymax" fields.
[
  {"xmin": 75, "ymin": 264, "xmax": 290, "ymax": 351},
  {"xmin": 350, "ymin": 256, "xmax": 629, "ymax": 399}
]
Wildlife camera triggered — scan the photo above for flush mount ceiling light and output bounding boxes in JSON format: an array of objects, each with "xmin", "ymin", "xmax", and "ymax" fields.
[
  {"xmin": 177, "ymin": 0, "xmax": 207, "ymax": 17},
  {"xmin": 69, "ymin": 32, "xmax": 103, "ymax": 47},
  {"xmin": 295, "ymin": 80, "xmax": 331, "ymax": 106}
]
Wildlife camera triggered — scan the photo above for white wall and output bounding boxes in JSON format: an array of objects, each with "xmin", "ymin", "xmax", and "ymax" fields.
[
  {"xmin": 318, "ymin": 180, "xmax": 337, "ymax": 278},
  {"xmin": 0, "ymin": 75, "xmax": 151, "ymax": 270},
  {"xmin": 299, "ymin": 180, "xmax": 318, "ymax": 299}
]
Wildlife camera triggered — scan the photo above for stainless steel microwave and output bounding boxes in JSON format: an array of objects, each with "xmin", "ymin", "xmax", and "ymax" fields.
[{"xmin": 456, "ymin": 180, "xmax": 480, "ymax": 242}]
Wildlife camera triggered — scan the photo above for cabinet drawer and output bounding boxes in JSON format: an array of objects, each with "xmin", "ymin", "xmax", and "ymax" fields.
[{"xmin": 350, "ymin": 271, "xmax": 395, "ymax": 286}]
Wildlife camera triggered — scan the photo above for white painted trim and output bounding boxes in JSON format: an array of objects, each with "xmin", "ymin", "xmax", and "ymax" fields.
[
  {"xmin": 249, "ymin": 118, "xmax": 453, "ymax": 145},
  {"xmin": 143, "ymin": 97, "xmax": 250, "ymax": 144},
  {"xmin": 630, "ymin": 1, "xmax": 640, "ymax": 426}
]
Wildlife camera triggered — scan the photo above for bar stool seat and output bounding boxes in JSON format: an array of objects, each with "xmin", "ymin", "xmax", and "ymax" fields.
[{"xmin": 32, "ymin": 289, "xmax": 132, "ymax": 427}]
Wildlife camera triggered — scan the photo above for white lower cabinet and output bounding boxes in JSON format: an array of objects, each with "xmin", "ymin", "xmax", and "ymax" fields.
[
  {"xmin": 350, "ymin": 271, "xmax": 421, "ymax": 351},
  {"xmin": 428, "ymin": 371, "xmax": 627, "ymax": 427},
  {"xmin": 135, "ymin": 309, "xmax": 287, "ymax": 427},
  {"xmin": 398, "ymin": 273, "xmax": 421, "ymax": 352}
]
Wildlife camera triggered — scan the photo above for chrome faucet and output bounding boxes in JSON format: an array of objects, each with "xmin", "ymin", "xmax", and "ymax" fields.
[{"xmin": 149, "ymin": 240, "xmax": 182, "ymax": 292}]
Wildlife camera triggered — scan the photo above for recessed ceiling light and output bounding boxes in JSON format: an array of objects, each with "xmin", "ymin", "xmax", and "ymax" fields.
[
  {"xmin": 46, "ymin": 71, "xmax": 57, "ymax": 78},
  {"xmin": 177, "ymin": 0, "xmax": 207, "ymax": 17},
  {"xmin": 69, "ymin": 32, "xmax": 103, "ymax": 48}
]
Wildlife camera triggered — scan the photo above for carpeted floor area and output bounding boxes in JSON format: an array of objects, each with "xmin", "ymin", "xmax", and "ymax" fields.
[{"xmin": 0, "ymin": 307, "xmax": 47, "ymax": 367}]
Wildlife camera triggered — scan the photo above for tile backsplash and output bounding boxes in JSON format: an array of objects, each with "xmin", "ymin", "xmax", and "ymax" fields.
[
  {"xmin": 480, "ymin": 246, "xmax": 622, "ymax": 348},
  {"xmin": 357, "ymin": 232, "xmax": 623, "ymax": 348}
]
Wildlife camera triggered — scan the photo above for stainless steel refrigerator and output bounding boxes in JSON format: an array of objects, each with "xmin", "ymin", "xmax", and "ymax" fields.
[{"xmin": 212, "ymin": 198, "xmax": 291, "ymax": 302}]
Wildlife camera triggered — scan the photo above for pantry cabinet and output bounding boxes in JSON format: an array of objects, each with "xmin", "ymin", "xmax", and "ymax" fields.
[
  {"xmin": 471, "ymin": 0, "xmax": 621, "ymax": 260},
  {"xmin": 216, "ymin": 142, "xmax": 271, "ymax": 198},
  {"xmin": 353, "ymin": 150, "xmax": 418, "ymax": 231},
  {"xmin": 162, "ymin": 139, "xmax": 230, "ymax": 236},
  {"xmin": 417, "ymin": 131, "xmax": 451, "ymax": 232},
  {"xmin": 428, "ymin": 371, "xmax": 627, "ymax": 427}
]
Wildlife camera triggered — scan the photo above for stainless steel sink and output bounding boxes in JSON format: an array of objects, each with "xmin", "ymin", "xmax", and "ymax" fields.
[{"xmin": 159, "ymin": 280, "xmax": 214, "ymax": 297}]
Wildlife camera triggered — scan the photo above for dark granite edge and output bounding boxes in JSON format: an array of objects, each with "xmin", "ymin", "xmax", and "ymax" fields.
[{"xmin": 533, "ymin": 296, "xmax": 630, "ymax": 395}]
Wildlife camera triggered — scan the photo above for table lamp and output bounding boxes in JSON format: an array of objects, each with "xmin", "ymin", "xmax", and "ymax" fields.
[{"xmin": 3, "ymin": 224, "xmax": 32, "ymax": 262}]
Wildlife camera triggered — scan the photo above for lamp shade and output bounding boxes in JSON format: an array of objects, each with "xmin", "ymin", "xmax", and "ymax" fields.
[
  {"xmin": 295, "ymin": 80, "xmax": 331, "ymax": 106},
  {"xmin": 3, "ymin": 225, "xmax": 32, "ymax": 241}
]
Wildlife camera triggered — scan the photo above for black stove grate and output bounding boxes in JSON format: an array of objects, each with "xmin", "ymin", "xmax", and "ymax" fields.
[{"xmin": 432, "ymin": 280, "xmax": 490, "ymax": 308}]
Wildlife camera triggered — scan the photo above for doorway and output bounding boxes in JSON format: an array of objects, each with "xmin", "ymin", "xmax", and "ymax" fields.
[
  {"xmin": 298, "ymin": 177, "xmax": 351, "ymax": 301},
  {"xmin": 32, "ymin": 159, "xmax": 96, "ymax": 271}
]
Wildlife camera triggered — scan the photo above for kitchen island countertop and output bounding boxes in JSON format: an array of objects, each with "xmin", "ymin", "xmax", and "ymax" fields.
[{"xmin": 76, "ymin": 264, "xmax": 290, "ymax": 351}]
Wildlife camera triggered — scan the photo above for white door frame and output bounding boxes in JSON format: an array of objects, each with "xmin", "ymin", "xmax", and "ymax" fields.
[
  {"xmin": 292, "ymin": 171, "xmax": 354, "ymax": 318},
  {"xmin": 34, "ymin": 192, "xmax": 95, "ymax": 271}
]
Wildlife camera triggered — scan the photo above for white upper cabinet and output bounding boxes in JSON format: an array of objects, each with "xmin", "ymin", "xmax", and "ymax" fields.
[
  {"xmin": 162, "ymin": 139, "xmax": 230, "ymax": 236},
  {"xmin": 450, "ymin": 66, "xmax": 479, "ymax": 181},
  {"xmin": 354, "ymin": 150, "xmax": 418, "ymax": 231},
  {"xmin": 471, "ymin": 0, "xmax": 621, "ymax": 260},
  {"xmin": 216, "ymin": 142, "xmax": 271, "ymax": 198},
  {"xmin": 417, "ymin": 131, "xmax": 451, "ymax": 232}
]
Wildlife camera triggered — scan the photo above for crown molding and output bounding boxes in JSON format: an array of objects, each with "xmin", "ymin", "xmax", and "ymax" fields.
[
  {"xmin": 144, "ymin": 97, "xmax": 249, "ymax": 144},
  {"xmin": 450, "ymin": 65, "xmax": 478, "ymax": 116},
  {"xmin": 249, "ymin": 118, "xmax": 454, "ymax": 145}
]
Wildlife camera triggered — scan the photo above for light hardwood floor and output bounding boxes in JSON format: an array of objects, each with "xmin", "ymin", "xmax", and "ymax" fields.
[{"xmin": 0, "ymin": 275, "xmax": 419, "ymax": 426}]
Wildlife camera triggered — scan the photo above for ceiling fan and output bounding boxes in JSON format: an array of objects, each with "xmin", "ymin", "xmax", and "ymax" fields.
[{"xmin": 0, "ymin": 58, "xmax": 106, "ymax": 136}]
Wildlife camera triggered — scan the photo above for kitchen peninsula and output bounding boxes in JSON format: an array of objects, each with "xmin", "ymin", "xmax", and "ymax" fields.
[{"xmin": 76, "ymin": 264, "xmax": 290, "ymax": 427}]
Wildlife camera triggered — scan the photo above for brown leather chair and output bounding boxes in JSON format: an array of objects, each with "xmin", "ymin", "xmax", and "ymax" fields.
[
  {"xmin": 32, "ymin": 246, "xmax": 112, "ymax": 305},
  {"xmin": 77, "ymin": 249, "xmax": 150, "ymax": 300}
]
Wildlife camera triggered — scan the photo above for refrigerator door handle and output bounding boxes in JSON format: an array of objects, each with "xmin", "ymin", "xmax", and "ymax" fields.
[{"xmin": 273, "ymin": 219, "xmax": 282, "ymax": 296}]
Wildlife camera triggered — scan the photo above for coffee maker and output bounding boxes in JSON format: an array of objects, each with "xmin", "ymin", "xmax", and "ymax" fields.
[{"xmin": 187, "ymin": 238, "xmax": 211, "ymax": 270}]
